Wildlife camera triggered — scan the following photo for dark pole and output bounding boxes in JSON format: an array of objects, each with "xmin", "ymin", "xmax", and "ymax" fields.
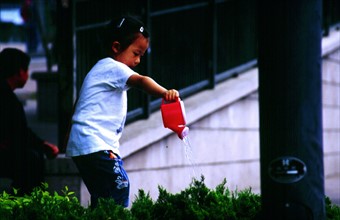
[
  {"xmin": 258, "ymin": 0, "xmax": 325, "ymax": 219},
  {"xmin": 56, "ymin": 0, "xmax": 73, "ymax": 151},
  {"xmin": 208, "ymin": 0, "xmax": 217, "ymax": 89},
  {"xmin": 142, "ymin": 0, "xmax": 151, "ymax": 119}
]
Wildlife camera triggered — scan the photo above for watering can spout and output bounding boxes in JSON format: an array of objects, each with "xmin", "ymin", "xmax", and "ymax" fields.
[
  {"xmin": 161, "ymin": 98, "xmax": 189, "ymax": 139},
  {"xmin": 167, "ymin": 125, "xmax": 189, "ymax": 139}
]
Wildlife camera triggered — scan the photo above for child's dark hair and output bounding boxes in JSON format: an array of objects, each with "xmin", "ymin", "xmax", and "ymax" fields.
[
  {"xmin": 104, "ymin": 16, "xmax": 150, "ymax": 54},
  {"xmin": 0, "ymin": 48, "xmax": 30, "ymax": 80}
]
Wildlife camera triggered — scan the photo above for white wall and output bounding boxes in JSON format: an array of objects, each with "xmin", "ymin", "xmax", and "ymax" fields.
[
  {"xmin": 322, "ymin": 48, "xmax": 340, "ymax": 204},
  {"xmin": 122, "ymin": 31, "xmax": 340, "ymax": 207},
  {"xmin": 75, "ymin": 30, "xmax": 340, "ymax": 207}
]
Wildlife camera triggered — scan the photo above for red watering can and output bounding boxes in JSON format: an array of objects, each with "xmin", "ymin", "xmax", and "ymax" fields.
[{"xmin": 161, "ymin": 97, "xmax": 189, "ymax": 139}]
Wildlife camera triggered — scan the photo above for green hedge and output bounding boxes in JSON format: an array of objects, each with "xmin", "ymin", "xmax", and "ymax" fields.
[{"xmin": 1, "ymin": 177, "xmax": 339, "ymax": 220}]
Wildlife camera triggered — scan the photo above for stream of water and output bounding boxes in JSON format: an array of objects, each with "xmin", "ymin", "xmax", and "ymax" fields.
[{"xmin": 182, "ymin": 136, "xmax": 202, "ymax": 181}]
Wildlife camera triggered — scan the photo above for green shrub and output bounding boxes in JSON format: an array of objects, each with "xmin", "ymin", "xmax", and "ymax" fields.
[
  {"xmin": 86, "ymin": 198, "xmax": 133, "ymax": 220},
  {"xmin": 131, "ymin": 176, "xmax": 261, "ymax": 220},
  {"xmin": 0, "ymin": 178, "xmax": 339, "ymax": 220},
  {"xmin": 130, "ymin": 190, "xmax": 154, "ymax": 220},
  {"xmin": 0, "ymin": 183, "xmax": 86, "ymax": 220},
  {"xmin": 326, "ymin": 196, "xmax": 340, "ymax": 220}
]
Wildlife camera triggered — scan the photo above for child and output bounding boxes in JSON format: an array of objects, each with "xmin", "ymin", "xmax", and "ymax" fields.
[{"xmin": 66, "ymin": 16, "xmax": 179, "ymax": 208}]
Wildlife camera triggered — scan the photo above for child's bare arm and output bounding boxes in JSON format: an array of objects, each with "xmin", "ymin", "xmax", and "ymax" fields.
[{"xmin": 127, "ymin": 74, "xmax": 179, "ymax": 101}]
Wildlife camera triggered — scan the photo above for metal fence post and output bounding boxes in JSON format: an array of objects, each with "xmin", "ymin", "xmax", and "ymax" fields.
[
  {"xmin": 142, "ymin": 0, "xmax": 151, "ymax": 119},
  {"xmin": 57, "ymin": 0, "xmax": 73, "ymax": 151},
  {"xmin": 208, "ymin": 0, "xmax": 217, "ymax": 89}
]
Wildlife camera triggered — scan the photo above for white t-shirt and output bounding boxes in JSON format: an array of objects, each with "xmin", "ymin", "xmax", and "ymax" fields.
[{"xmin": 66, "ymin": 58, "xmax": 135, "ymax": 157}]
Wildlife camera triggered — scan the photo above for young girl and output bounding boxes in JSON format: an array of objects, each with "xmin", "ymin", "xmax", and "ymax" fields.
[{"xmin": 66, "ymin": 16, "xmax": 179, "ymax": 208}]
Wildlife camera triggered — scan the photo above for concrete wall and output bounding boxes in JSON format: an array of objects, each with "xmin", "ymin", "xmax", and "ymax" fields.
[
  {"xmin": 61, "ymin": 29, "xmax": 339, "ymax": 207},
  {"xmin": 1, "ymin": 30, "xmax": 338, "ymax": 207},
  {"xmin": 322, "ymin": 48, "xmax": 340, "ymax": 203},
  {"xmin": 123, "ymin": 52, "xmax": 340, "ymax": 204},
  {"xmin": 124, "ymin": 92, "xmax": 261, "ymax": 201},
  {"xmin": 120, "ymin": 30, "xmax": 340, "ymax": 207}
]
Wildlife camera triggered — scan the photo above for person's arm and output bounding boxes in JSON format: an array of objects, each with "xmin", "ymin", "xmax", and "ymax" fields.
[
  {"xmin": 127, "ymin": 74, "xmax": 179, "ymax": 101},
  {"xmin": 26, "ymin": 128, "xmax": 59, "ymax": 159}
]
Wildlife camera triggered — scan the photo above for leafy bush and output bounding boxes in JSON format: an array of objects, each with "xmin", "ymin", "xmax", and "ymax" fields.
[
  {"xmin": 130, "ymin": 189, "xmax": 154, "ymax": 220},
  {"xmin": 132, "ymin": 176, "xmax": 261, "ymax": 220},
  {"xmin": 0, "ymin": 177, "xmax": 339, "ymax": 220},
  {"xmin": 0, "ymin": 183, "xmax": 86, "ymax": 220},
  {"xmin": 86, "ymin": 198, "xmax": 133, "ymax": 220},
  {"xmin": 326, "ymin": 196, "xmax": 340, "ymax": 220}
]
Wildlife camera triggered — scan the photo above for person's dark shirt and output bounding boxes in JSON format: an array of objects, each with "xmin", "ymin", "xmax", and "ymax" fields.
[{"xmin": 0, "ymin": 80, "xmax": 43, "ymax": 154}]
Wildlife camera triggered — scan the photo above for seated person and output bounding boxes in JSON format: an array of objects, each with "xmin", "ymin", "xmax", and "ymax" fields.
[{"xmin": 0, "ymin": 48, "xmax": 59, "ymax": 195}]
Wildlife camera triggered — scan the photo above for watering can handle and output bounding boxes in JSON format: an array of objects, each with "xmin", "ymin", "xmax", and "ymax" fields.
[{"xmin": 162, "ymin": 97, "xmax": 180, "ymax": 105}]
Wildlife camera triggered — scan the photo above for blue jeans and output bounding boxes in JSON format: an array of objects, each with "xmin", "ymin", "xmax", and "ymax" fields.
[{"xmin": 72, "ymin": 150, "xmax": 129, "ymax": 207}]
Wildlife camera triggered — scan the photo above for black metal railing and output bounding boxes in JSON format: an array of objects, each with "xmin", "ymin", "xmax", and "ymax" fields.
[
  {"xmin": 73, "ymin": 0, "xmax": 339, "ymax": 124},
  {"xmin": 323, "ymin": 0, "xmax": 340, "ymax": 36}
]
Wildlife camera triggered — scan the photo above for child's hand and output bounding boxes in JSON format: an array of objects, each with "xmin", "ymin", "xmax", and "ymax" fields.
[{"xmin": 163, "ymin": 89, "xmax": 179, "ymax": 101}]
